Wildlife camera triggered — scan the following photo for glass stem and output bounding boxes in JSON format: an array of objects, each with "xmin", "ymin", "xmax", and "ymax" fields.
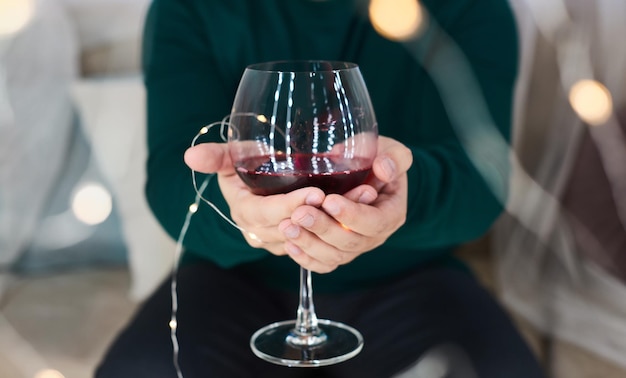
[
  {"xmin": 287, "ymin": 267, "xmax": 327, "ymax": 346},
  {"xmin": 296, "ymin": 267, "xmax": 319, "ymax": 334}
]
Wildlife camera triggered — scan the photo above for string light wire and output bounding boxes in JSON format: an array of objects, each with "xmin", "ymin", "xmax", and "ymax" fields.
[
  {"xmin": 189, "ymin": 116, "xmax": 247, "ymax": 234},
  {"xmin": 171, "ymin": 113, "xmax": 268, "ymax": 377}
]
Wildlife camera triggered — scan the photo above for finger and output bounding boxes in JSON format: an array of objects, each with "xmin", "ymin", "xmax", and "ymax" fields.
[
  {"xmin": 245, "ymin": 187, "xmax": 325, "ymax": 225},
  {"xmin": 279, "ymin": 218, "xmax": 359, "ymax": 268},
  {"xmin": 241, "ymin": 223, "xmax": 290, "ymax": 245},
  {"xmin": 285, "ymin": 243, "xmax": 341, "ymax": 274},
  {"xmin": 216, "ymin": 174, "xmax": 288, "ymax": 244},
  {"xmin": 225, "ymin": 185, "xmax": 325, "ymax": 245},
  {"xmin": 372, "ymin": 136, "xmax": 413, "ymax": 183},
  {"xmin": 282, "ymin": 237, "xmax": 345, "ymax": 275},
  {"xmin": 240, "ymin": 223, "xmax": 290, "ymax": 257},
  {"xmin": 322, "ymin": 188, "xmax": 405, "ymax": 238},
  {"xmin": 184, "ymin": 143, "xmax": 233, "ymax": 174},
  {"xmin": 289, "ymin": 206, "xmax": 369, "ymax": 253},
  {"xmin": 342, "ymin": 184, "xmax": 378, "ymax": 205}
]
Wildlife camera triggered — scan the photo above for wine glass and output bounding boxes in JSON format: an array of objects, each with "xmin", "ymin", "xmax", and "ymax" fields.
[{"xmin": 228, "ymin": 60, "xmax": 378, "ymax": 367}]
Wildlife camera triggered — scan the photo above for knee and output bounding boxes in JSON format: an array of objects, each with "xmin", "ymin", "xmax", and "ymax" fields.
[
  {"xmin": 393, "ymin": 343, "xmax": 477, "ymax": 378},
  {"xmin": 95, "ymin": 347, "xmax": 177, "ymax": 378}
]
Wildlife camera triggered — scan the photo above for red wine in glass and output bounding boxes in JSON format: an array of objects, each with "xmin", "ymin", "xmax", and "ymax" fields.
[{"xmin": 235, "ymin": 153, "xmax": 372, "ymax": 196}]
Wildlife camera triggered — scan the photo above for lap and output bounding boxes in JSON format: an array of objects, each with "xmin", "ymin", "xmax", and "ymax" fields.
[
  {"xmin": 96, "ymin": 261, "xmax": 302, "ymax": 378},
  {"xmin": 96, "ymin": 261, "xmax": 544, "ymax": 378},
  {"xmin": 323, "ymin": 267, "xmax": 544, "ymax": 377}
]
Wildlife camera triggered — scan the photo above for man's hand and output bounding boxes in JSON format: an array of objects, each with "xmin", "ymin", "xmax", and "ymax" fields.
[
  {"xmin": 184, "ymin": 136, "xmax": 412, "ymax": 272},
  {"xmin": 185, "ymin": 143, "xmax": 325, "ymax": 255},
  {"xmin": 278, "ymin": 136, "xmax": 413, "ymax": 273}
]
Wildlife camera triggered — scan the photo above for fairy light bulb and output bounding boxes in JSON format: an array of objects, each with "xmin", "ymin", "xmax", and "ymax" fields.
[
  {"xmin": 189, "ymin": 203, "xmax": 199, "ymax": 213},
  {"xmin": 0, "ymin": 0, "xmax": 35, "ymax": 36},
  {"xmin": 369, "ymin": 0, "xmax": 424, "ymax": 41},
  {"xmin": 34, "ymin": 369, "xmax": 65, "ymax": 378},
  {"xmin": 169, "ymin": 319, "xmax": 178, "ymax": 330},
  {"xmin": 248, "ymin": 232, "xmax": 261, "ymax": 242},
  {"xmin": 71, "ymin": 183, "xmax": 113, "ymax": 225},
  {"xmin": 569, "ymin": 79, "xmax": 613, "ymax": 126}
]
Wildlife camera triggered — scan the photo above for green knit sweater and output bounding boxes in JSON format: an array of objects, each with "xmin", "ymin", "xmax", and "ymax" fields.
[{"xmin": 142, "ymin": 0, "xmax": 518, "ymax": 292}]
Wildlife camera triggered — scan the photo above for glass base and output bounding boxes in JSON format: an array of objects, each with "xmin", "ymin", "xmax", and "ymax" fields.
[{"xmin": 250, "ymin": 319, "xmax": 364, "ymax": 367}]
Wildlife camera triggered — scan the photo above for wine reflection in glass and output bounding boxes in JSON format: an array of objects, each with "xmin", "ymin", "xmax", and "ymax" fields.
[{"xmin": 228, "ymin": 61, "xmax": 378, "ymax": 367}]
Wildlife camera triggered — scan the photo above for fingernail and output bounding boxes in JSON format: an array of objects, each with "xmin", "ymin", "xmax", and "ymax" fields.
[
  {"xmin": 324, "ymin": 201, "xmax": 340, "ymax": 216},
  {"xmin": 358, "ymin": 190, "xmax": 376, "ymax": 204},
  {"xmin": 381, "ymin": 157, "xmax": 396, "ymax": 179},
  {"xmin": 305, "ymin": 191, "xmax": 323, "ymax": 206},
  {"xmin": 283, "ymin": 224, "xmax": 300, "ymax": 239},
  {"xmin": 286, "ymin": 243, "xmax": 302, "ymax": 256}
]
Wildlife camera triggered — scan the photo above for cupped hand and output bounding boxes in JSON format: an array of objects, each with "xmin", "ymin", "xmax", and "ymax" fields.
[
  {"xmin": 184, "ymin": 143, "xmax": 327, "ymax": 255},
  {"xmin": 279, "ymin": 136, "xmax": 413, "ymax": 273}
]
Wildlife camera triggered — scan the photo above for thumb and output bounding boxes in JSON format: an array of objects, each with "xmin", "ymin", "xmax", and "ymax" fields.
[
  {"xmin": 184, "ymin": 143, "xmax": 233, "ymax": 174},
  {"xmin": 372, "ymin": 138, "xmax": 413, "ymax": 183}
]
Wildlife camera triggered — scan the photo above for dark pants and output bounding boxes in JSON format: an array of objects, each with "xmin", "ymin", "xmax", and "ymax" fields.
[{"xmin": 96, "ymin": 261, "xmax": 545, "ymax": 378}]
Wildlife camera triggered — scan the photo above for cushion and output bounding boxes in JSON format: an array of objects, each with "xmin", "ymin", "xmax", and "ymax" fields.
[
  {"xmin": 72, "ymin": 76, "xmax": 176, "ymax": 300},
  {"xmin": 60, "ymin": 0, "xmax": 150, "ymax": 76}
]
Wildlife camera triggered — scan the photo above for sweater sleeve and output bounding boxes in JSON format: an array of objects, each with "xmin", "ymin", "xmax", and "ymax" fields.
[
  {"xmin": 142, "ymin": 0, "xmax": 267, "ymax": 267},
  {"xmin": 383, "ymin": 0, "xmax": 518, "ymax": 251},
  {"xmin": 142, "ymin": 0, "xmax": 519, "ymax": 270}
]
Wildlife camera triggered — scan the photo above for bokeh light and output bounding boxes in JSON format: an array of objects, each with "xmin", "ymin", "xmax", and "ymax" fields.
[
  {"xmin": 71, "ymin": 183, "xmax": 113, "ymax": 225},
  {"xmin": 0, "ymin": 0, "xmax": 35, "ymax": 36},
  {"xmin": 569, "ymin": 79, "xmax": 613, "ymax": 126},
  {"xmin": 369, "ymin": 0, "xmax": 424, "ymax": 41},
  {"xmin": 33, "ymin": 369, "xmax": 65, "ymax": 378}
]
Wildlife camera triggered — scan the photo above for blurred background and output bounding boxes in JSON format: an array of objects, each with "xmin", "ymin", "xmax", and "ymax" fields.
[{"xmin": 0, "ymin": 0, "xmax": 624, "ymax": 377}]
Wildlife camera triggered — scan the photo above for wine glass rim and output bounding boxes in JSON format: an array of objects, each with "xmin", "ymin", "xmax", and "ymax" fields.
[{"xmin": 246, "ymin": 60, "xmax": 359, "ymax": 73}]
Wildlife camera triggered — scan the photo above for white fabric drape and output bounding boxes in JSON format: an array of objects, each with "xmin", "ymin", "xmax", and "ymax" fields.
[
  {"xmin": 0, "ymin": 0, "xmax": 78, "ymax": 270},
  {"xmin": 494, "ymin": 0, "xmax": 626, "ymax": 368}
]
